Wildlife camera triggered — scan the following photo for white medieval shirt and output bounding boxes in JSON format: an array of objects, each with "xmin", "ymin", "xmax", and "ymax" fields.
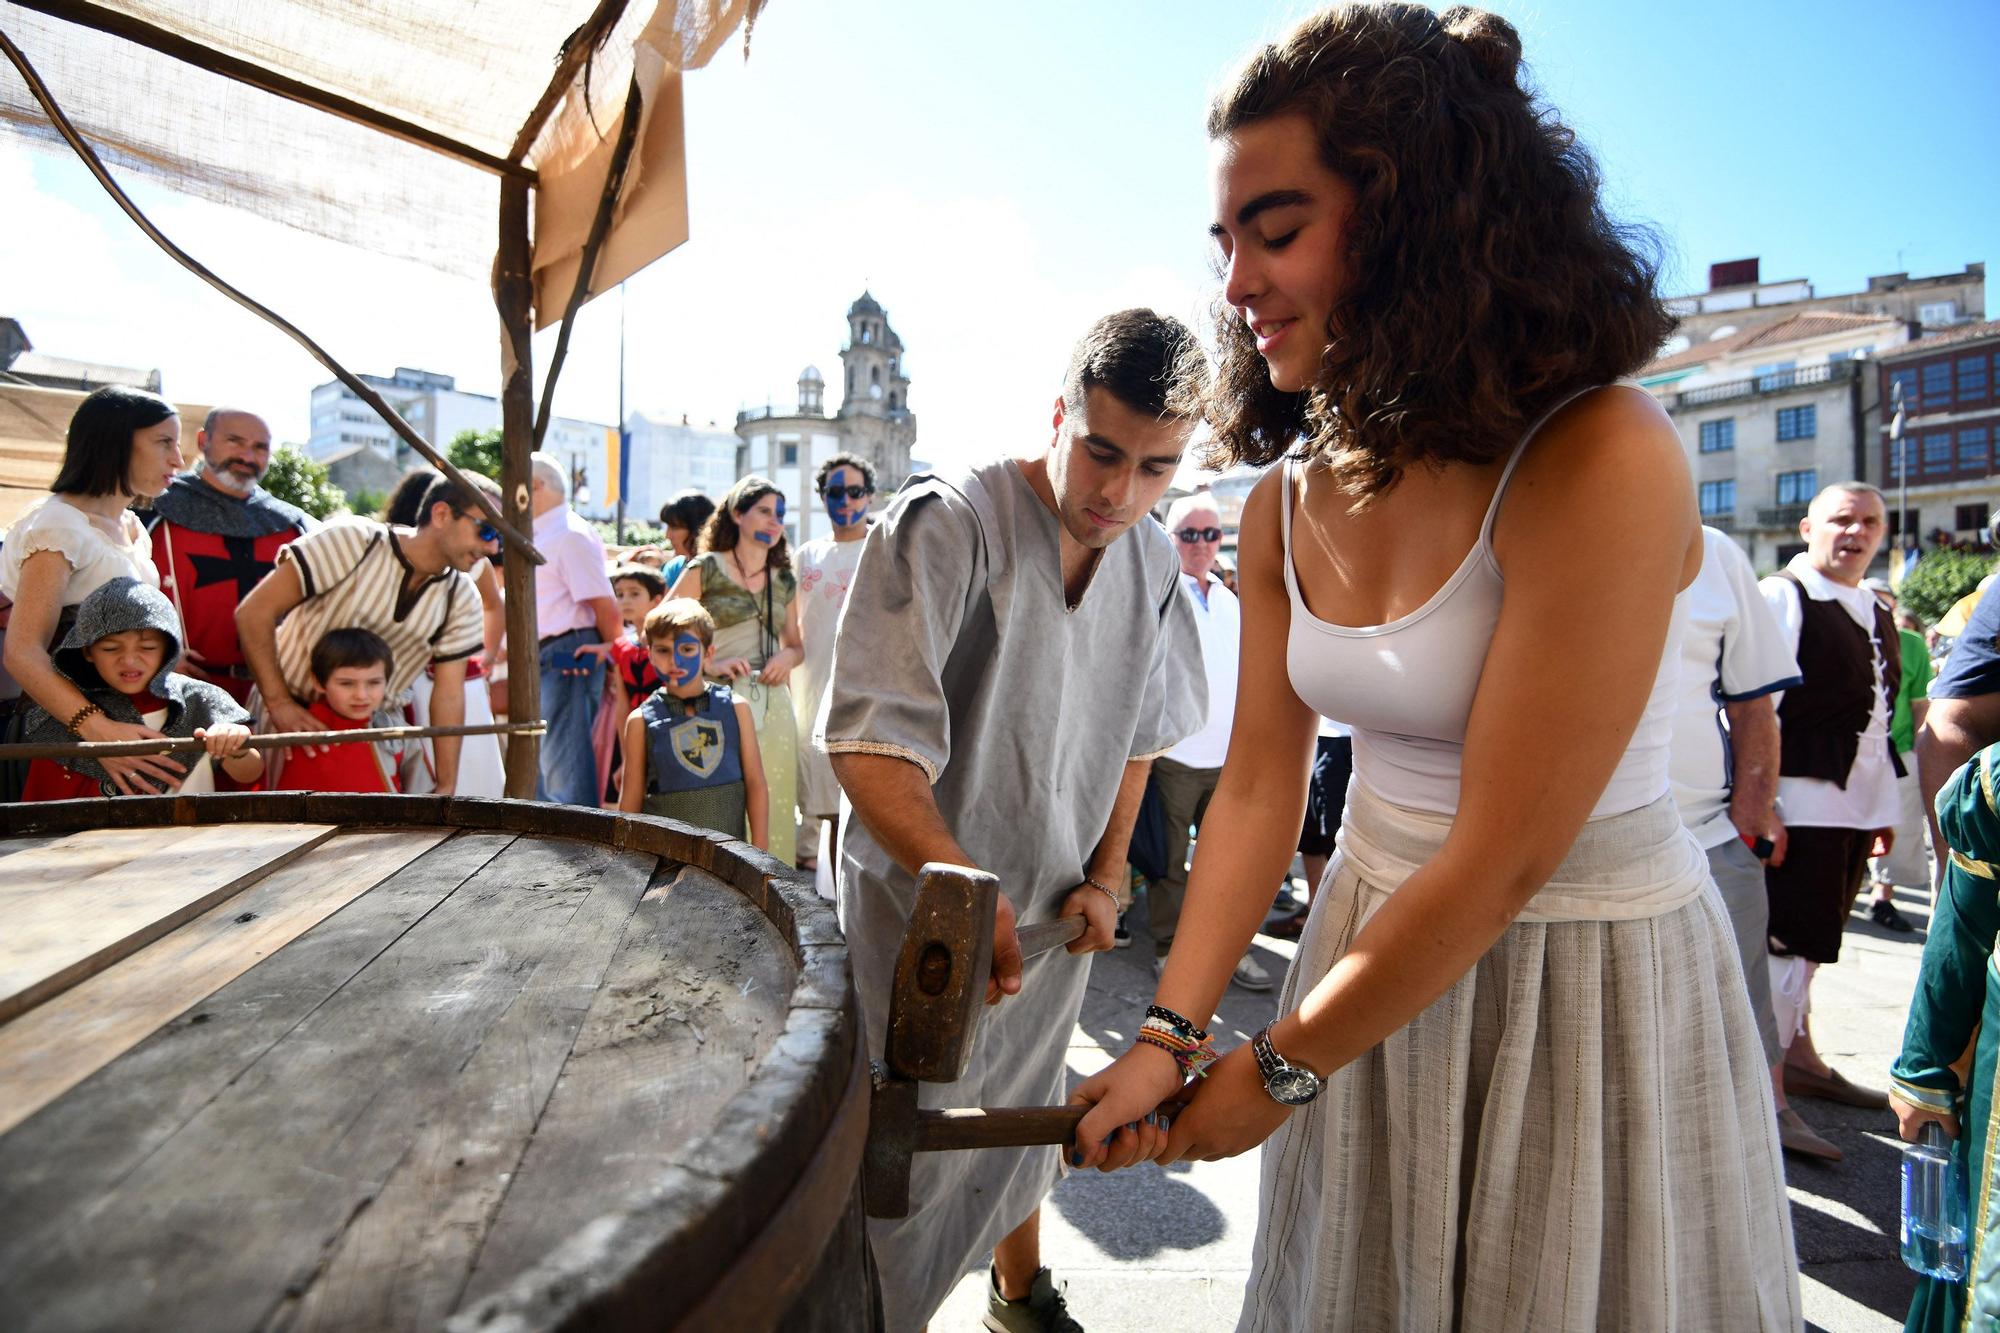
[{"xmin": 820, "ymin": 457, "xmax": 1203, "ymax": 1331}]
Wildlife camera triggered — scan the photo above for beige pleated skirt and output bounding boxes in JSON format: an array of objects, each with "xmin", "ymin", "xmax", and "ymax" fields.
[{"xmin": 1239, "ymin": 783, "xmax": 1800, "ymax": 1332}]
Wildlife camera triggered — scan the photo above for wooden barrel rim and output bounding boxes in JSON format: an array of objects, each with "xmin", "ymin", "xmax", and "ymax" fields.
[{"xmin": 0, "ymin": 793, "xmax": 861, "ymax": 1333}]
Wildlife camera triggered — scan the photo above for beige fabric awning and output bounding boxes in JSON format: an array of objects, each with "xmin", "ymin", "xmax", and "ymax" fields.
[{"xmin": 0, "ymin": 0, "xmax": 763, "ymax": 311}]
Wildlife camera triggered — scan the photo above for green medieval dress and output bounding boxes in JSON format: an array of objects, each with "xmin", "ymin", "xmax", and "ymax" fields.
[
  {"xmin": 687, "ymin": 551, "xmax": 798, "ymax": 866},
  {"xmin": 1895, "ymin": 742, "xmax": 2000, "ymax": 1333}
]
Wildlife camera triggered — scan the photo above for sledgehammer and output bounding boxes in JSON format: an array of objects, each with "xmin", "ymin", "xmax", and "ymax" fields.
[{"xmin": 862, "ymin": 863, "xmax": 1095, "ymax": 1219}]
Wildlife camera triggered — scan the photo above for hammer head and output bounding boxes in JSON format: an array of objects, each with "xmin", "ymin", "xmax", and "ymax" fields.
[{"xmin": 883, "ymin": 862, "xmax": 999, "ymax": 1083}]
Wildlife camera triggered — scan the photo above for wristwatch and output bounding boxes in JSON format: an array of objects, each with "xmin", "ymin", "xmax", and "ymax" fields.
[{"xmin": 1252, "ymin": 1023, "xmax": 1324, "ymax": 1107}]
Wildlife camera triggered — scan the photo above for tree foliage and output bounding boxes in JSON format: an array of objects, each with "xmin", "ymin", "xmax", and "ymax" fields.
[
  {"xmin": 261, "ymin": 444, "xmax": 347, "ymax": 520},
  {"xmin": 1900, "ymin": 547, "xmax": 1997, "ymax": 626},
  {"xmin": 447, "ymin": 427, "xmax": 503, "ymax": 480}
]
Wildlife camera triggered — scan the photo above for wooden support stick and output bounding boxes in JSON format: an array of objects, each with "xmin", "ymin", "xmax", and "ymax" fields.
[
  {"xmin": 0, "ymin": 722, "xmax": 545, "ymax": 763},
  {"xmin": 496, "ymin": 175, "xmax": 543, "ymax": 799}
]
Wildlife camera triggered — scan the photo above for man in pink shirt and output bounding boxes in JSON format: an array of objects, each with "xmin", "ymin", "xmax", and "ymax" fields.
[{"xmin": 529, "ymin": 451, "xmax": 621, "ymax": 804}]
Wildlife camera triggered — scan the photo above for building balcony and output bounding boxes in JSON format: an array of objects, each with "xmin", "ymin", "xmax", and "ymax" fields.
[
  {"xmin": 1702, "ymin": 513, "xmax": 1737, "ymax": 532},
  {"xmin": 1668, "ymin": 360, "xmax": 1856, "ymax": 410},
  {"xmin": 1755, "ymin": 504, "xmax": 1810, "ymax": 528},
  {"xmin": 735, "ymin": 404, "xmax": 828, "ymax": 425}
]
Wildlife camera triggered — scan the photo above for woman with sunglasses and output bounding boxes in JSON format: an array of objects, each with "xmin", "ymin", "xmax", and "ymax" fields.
[
  {"xmin": 1071, "ymin": 6, "xmax": 1796, "ymax": 1328},
  {"xmin": 669, "ymin": 475, "xmax": 805, "ymax": 865}
]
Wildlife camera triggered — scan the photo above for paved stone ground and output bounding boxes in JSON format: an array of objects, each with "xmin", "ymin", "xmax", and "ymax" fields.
[{"xmin": 931, "ymin": 880, "xmax": 1930, "ymax": 1332}]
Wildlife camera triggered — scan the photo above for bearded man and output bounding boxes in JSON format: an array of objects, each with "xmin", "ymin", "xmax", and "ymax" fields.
[{"xmin": 146, "ymin": 408, "xmax": 311, "ymax": 704}]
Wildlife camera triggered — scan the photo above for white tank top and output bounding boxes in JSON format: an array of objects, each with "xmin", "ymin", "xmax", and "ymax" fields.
[{"xmin": 1282, "ymin": 386, "xmax": 1688, "ymax": 818}]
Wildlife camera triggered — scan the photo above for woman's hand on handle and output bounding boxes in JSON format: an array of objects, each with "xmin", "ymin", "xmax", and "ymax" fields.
[
  {"xmin": 1070, "ymin": 1043, "xmax": 1185, "ymax": 1171},
  {"xmin": 74, "ymin": 713, "xmax": 184, "ymax": 794},
  {"xmin": 1155, "ymin": 1043, "xmax": 1292, "ymax": 1166}
]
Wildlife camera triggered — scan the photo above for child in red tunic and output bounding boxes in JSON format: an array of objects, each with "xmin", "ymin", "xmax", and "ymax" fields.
[{"xmin": 272, "ymin": 627, "xmax": 405, "ymax": 794}]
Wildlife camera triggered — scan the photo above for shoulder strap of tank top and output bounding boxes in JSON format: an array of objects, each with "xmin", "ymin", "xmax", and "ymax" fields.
[
  {"xmin": 1278, "ymin": 461, "xmax": 1301, "ymax": 601},
  {"xmin": 1478, "ymin": 382, "xmax": 1618, "ymax": 550}
]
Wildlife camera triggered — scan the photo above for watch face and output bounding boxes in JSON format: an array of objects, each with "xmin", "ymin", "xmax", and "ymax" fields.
[{"xmin": 1268, "ymin": 1067, "xmax": 1320, "ymax": 1106}]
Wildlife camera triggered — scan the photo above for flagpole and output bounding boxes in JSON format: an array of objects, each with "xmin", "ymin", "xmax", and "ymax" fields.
[{"xmin": 615, "ymin": 281, "xmax": 629, "ymax": 545}]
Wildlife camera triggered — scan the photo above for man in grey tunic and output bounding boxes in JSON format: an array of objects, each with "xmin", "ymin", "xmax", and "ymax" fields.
[{"xmin": 823, "ymin": 310, "xmax": 1207, "ymax": 1332}]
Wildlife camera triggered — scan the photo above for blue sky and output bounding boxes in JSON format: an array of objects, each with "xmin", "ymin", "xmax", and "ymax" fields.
[{"xmin": 3, "ymin": 0, "xmax": 1994, "ymax": 468}]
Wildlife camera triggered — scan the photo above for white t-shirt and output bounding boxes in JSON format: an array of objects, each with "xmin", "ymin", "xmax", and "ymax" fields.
[
  {"xmin": 1669, "ymin": 528, "xmax": 1801, "ymax": 848},
  {"xmin": 1759, "ymin": 554, "xmax": 1901, "ymax": 830},
  {"xmin": 0, "ymin": 495, "xmax": 159, "ymax": 608},
  {"xmin": 793, "ymin": 534, "xmax": 867, "ymax": 743},
  {"xmin": 1166, "ymin": 571, "xmax": 1238, "ymax": 770}
]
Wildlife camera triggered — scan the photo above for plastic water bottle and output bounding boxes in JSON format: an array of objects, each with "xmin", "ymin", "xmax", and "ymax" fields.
[{"xmin": 1901, "ymin": 1120, "xmax": 1968, "ymax": 1282}]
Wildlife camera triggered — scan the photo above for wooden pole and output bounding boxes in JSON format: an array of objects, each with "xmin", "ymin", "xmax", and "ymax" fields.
[
  {"xmin": 0, "ymin": 722, "xmax": 545, "ymax": 763},
  {"xmin": 497, "ymin": 177, "xmax": 543, "ymax": 798}
]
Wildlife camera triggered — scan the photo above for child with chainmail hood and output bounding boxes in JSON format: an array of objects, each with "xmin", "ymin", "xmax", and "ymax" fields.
[{"xmin": 19, "ymin": 576, "xmax": 262, "ymax": 798}]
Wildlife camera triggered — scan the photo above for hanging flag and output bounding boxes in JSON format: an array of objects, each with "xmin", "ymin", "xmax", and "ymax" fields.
[{"xmin": 603, "ymin": 425, "xmax": 621, "ymax": 507}]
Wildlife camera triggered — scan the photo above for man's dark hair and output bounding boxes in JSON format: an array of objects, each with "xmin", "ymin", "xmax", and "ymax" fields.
[
  {"xmin": 385, "ymin": 467, "xmax": 442, "ymax": 527},
  {"xmin": 659, "ymin": 489, "xmax": 716, "ymax": 534},
  {"xmin": 53, "ymin": 385, "xmax": 178, "ymax": 498},
  {"xmin": 310, "ymin": 626, "xmax": 395, "ymax": 684},
  {"xmin": 1060, "ymin": 309, "xmax": 1208, "ymax": 423},
  {"xmin": 417, "ymin": 471, "xmax": 503, "ymax": 527},
  {"xmin": 814, "ymin": 451, "xmax": 876, "ymax": 494}
]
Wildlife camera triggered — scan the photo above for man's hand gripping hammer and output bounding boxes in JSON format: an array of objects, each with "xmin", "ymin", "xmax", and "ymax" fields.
[{"xmin": 862, "ymin": 863, "xmax": 1092, "ymax": 1219}]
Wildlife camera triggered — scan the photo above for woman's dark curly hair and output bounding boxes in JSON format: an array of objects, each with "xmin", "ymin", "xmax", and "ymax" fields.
[
  {"xmin": 698, "ymin": 474, "xmax": 792, "ymax": 573},
  {"xmin": 1204, "ymin": 3, "xmax": 1674, "ymax": 499}
]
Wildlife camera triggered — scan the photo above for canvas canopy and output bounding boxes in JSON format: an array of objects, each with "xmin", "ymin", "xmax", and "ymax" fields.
[{"xmin": 0, "ymin": 0, "xmax": 761, "ymax": 320}]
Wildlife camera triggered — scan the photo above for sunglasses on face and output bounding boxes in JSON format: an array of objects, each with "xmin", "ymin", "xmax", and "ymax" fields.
[
  {"xmin": 476, "ymin": 522, "xmax": 502, "ymax": 549},
  {"xmin": 824, "ymin": 484, "xmax": 872, "ymax": 500},
  {"xmin": 1175, "ymin": 526, "xmax": 1222, "ymax": 543}
]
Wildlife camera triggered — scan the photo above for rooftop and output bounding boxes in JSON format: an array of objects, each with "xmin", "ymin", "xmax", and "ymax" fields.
[
  {"xmin": 1645, "ymin": 310, "xmax": 1904, "ymax": 376},
  {"xmin": 1877, "ymin": 318, "xmax": 2000, "ymax": 360}
]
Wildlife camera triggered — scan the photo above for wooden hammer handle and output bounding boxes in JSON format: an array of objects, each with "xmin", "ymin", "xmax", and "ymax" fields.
[
  {"xmin": 1013, "ymin": 916, "xmax": 1087, "ymax": 959},
  {"xmin": 914, "ymin": 1105, "xmax": 1089, "ymax": 1152}
]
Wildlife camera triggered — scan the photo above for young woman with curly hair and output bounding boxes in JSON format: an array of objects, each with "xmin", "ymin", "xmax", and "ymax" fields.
[
  {"xmin": 669, "ymin": 475, "xmax": 804, "ymax": 864},
  {"xmin": 1071, "ymin": 6, "xmax": 1798, "ymax": 1328}
]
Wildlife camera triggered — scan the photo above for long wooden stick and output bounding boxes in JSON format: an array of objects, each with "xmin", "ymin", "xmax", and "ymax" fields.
[
  {"xmin": 0, "ymin": 722, "xmax": 545, "ymax": 762},
  {"xmin": 0, "ymin": 25, "xmax": 545, "ymax": 566}
]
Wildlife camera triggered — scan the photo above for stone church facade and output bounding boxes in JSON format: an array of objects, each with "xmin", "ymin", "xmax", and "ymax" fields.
[{"xmin": 734, "ymin": 292, "xmax": 918, "ymax": 543}]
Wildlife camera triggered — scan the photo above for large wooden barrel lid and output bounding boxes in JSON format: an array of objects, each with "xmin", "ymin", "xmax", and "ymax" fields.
[{"xmin": 0, "ymin": 793, "xmax": 864, "ymax": 1331}]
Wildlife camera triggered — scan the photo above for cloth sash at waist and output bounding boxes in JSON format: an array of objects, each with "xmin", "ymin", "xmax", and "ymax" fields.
[{"xmin": 1335, "ymin": 780, "xmax": 1711, "ymax": 924}]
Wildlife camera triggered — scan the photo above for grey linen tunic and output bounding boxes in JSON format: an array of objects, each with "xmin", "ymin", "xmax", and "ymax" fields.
[{"xmin": 821, "ymin": 458, "xmax": 1203, "ymax": 1330}]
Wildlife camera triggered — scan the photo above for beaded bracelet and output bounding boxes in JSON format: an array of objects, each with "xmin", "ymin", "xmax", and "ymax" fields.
[
  {"xmin": 65, "ymin": 701, "xmax": 103, "ymax": 736},
  {"xmin": 1145, "ymin": 1003, "xmax": 1208, "ymax": 1044},
  {"xmin": 1081, "ymin": 875, "xmax": 1120, "ymax": 910},
  {"xmin": 1134, "ymin": 1025, "xmax": 1218, "ymax": 1080}
]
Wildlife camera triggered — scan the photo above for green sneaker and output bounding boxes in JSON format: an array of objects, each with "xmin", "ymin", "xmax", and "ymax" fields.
[{"xmin": 982, "ymin": 1265, "xmax": 1083, "ymax": 1333}]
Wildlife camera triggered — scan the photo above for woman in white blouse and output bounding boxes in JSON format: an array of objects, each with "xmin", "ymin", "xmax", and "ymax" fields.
[{"xmin": 1, "ymin": 385, "xmax": 188, "ymax": 793}]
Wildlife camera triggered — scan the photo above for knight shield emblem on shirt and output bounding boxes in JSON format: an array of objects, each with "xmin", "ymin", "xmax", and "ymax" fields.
[{"xmin": 671, "ymin": 716, "xmax": 725, "ymax": 778}]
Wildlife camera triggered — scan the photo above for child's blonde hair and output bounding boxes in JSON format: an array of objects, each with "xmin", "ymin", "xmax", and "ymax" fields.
[{"xmin": 643, "ymin": 597, "xmax": 715, "ymax": 648}]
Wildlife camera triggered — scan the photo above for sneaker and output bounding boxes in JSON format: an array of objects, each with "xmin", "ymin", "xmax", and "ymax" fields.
[
  {"xmin": 983, "ymin": 1265, "xmax": 1084, "ymax": 1333},
  {"xmin": 1112, "ymin": 913, "xmax": 1132, "ymax": 948},
  {"xmin": 1870, "ymin": 898, "xmax": 1915, "ymax": 933},
  {"xmin": 1263, "ymin": 907, "xmax": 1309, "ymax": 940},
  {"xmin": 1153, "ymin": 954, "xmax": 1167, "ymax": 979},
  {"xmin": 1232, "ymin": 954, "xmax": 1274, "ymax": 992}
]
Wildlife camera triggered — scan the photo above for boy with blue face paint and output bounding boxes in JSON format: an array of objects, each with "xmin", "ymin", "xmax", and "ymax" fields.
[
  {"xmin": 794, "ymin": 452, "xmax": 876, "ymax": 879},
  {"xmin": 617, "ymin": 597, "xmax": 769, "ymax": 848}
]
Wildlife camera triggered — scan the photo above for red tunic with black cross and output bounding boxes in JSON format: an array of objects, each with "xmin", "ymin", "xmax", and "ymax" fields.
[{"xmin": 146, "ymin": 474, "xmax": 312, "ymax": 706}]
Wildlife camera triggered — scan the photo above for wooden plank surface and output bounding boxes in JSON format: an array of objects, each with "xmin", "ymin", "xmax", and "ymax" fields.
[
  {"xmin": 0, "ymin": 830, "xmax": 520, "ymax": 1296},
  {"xmin": 0, "ymin": 822, "xmax": 206, "ymax": 894},
  {"xmin": 0, "ymin": 834, "xmax": 658, "ymax": 1332},
  {"xmin": 0, "ymin": 833, "xmax": 67, "ymax": 862},
  {"xmin": 459, "ymin": 863, "xmax": 796, "ymax": 1308},
  {"xmin": 268, "ymin": 847, "xmax": 660, "ymax": 1332},
  {"xmin": 0, "ymin": 821, "xmax": 337, "ymax": 1023},
  {"xmin": 0, "ymin": 827, "xmax": 452, "ymax": 1136}
]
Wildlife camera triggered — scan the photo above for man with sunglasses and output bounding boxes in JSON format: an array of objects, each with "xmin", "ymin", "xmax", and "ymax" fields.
[
  {"xmin": 1149, "ymin": 494, "xmax": 1272, "ymax": 991},
  {"xmin": 793, "ymin": 452, "xmax": 876, "ymax": 881},
  {"xmin": 237, "ymin": 472, "xmax": 497, "ymax": 794}
]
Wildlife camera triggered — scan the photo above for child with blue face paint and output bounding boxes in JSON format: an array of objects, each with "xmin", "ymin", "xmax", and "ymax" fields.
[{"xmin": 618, "ymin": 598, "xmax": 769, "ymax": 847}]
